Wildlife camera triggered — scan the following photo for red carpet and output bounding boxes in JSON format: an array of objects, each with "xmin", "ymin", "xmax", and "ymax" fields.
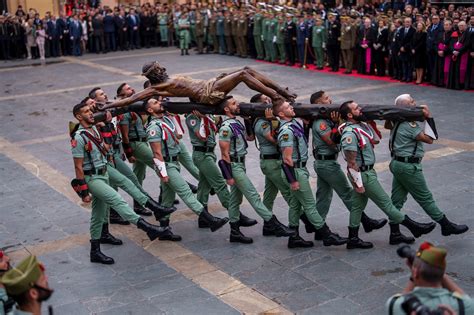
[{"xmin": 255, "ymin": 59, "xmax": 474, "ymax": 92}]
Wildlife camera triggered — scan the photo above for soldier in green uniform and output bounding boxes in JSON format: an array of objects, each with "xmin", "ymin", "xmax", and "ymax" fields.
[
  {"xmin": 311, "ymin": 18, "xmax": 326, "ymax": 69},
  {"xmin": 274, "ymin": 100, "xmax": 347, "ymax": 247},
  {"xmin": 158, "ymin": 8, "xmax": 168, "ymax": 47},
  {"xmin": 387, "ymin": 94, "xmax": 468, "ymax": 236},
  {"xmin": 267, "ymin": 12, "xmax": 277, "ymax": 62},
  {"xmin": 195, "ymin": 11, "xmax": 205, "ymax": 54},
  {"xmin": 1, "ymin": 256, "xmax": 53, "ymax": 315},
  {"xmin": 302, "ymin": 91, "xmax": 386, "ymax": 240},
  {"xmin": 339, "ymin": 100, "xmax": 436, "ymax": 249},
  {"xmin": 237, "ymin": 11, "xmax": 248, "ymax": 58},
  {"xmin": 386, "ymin": 242, "xmax": 473, "ymax": 315},
  {"xmin": 216, "ymin": 11, "xmax": 226, "ymax": 54},
  {"xmin": 218, "ymin": 97, "xmax": 295, "ymax": 244},
  {"xmin": 223, "ymin": 10, "xmax": 234, "ymax": 56},
  {"xmin": 262, "ymin": 12, "xmax": 271, "ymax": 61},
  {"xmin": 231, "ymin": 11, "xmax": 240, "ymax": 57},
  {"xmin": 253, "ymin": 8, "xmax": 264, "ymax": 60},
  {"xmin": 275, "ymin": 14, "xmax": 286, "ymax": 64},
  {"xmin": 145, "ymin": 97, "xmax": 229, "ymax": 234},
  {"xmin": 71, "ymin": 102, "xmax": 172, "ymax": 264},
  {"xmin": 178, "ymin": 12, "xmax": 190, "ymax": 56},
  {"xmin": 208, "ymin": 12, "xmax": 218, "ymax": 53},
  {"xmin": 340, "ymin": 16, "xmax": 356, "ymax": 74}
]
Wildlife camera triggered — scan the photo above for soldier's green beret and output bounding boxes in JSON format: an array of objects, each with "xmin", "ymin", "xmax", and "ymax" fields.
[
  {"xmin": 1, "ymin": 255, "xmax": 43, "ymax": 296},
  {"xmin": 416, "ymin": 242, "xmax": 447, "ymax": 270}
]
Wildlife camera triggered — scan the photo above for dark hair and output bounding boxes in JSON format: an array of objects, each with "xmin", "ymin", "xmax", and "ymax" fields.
[
  {"xmin": 250, "ymin": 93, "xmax": 263, "ymax": 103},
  {"xmin": 116, "ymin": 83, "xmax": 127, "ymax": 97},
  {"xmin": 413, "ymin": 257, "xmax": 444, "ymax": 284},
  {"xmin": 73, "ymin": 102, "xmax": 88, "ymax": 117},
  {"xmin": 80, "ymin": 96, "xmax": 90, "ymax": 104},
  {"xmin": 339, "ymin": 100, "xmax": 354, "ymax": 120},
  {"xmin": 88, "ymin": 87, "xmax": 101, "ymax": 100},
  {"xmin": 310, "ymin": 91, "xmax": 325, "ymax": 104},
  {"xmin": 218, "ymin": 95, "xmax": 234, "ymax": 111}
]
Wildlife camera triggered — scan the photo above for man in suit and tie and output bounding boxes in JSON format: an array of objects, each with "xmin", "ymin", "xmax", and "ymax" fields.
[
  {"xmin": 127, "ymin": 9, "xmax": 140, "ymax": 49},
  {"xmin": 399, "ymin": 17, "xmax": 415, "ymax": 82},
  {"xmin": 115, "ymin": 10, "xmax": 128, "ymax": 51},
  {"xmin": 47, "ymin": 15, "xmax": 61, "ymax": 57},
  {"xmin": 69, "ymin": 14, "xmax": 83, "ymax": 56},
  {"xmin": 426, "ymin": 15, "xmax": 443, "ymax": 84},
  {"xmin": 103, "ymin": 9, "xmax": 116, "ymax": 52}
]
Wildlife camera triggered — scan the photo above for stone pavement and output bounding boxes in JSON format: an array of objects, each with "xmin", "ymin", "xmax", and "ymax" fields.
[{"xmin": 0, "ymin": 47, "xmax": 473, "ymax": 315}]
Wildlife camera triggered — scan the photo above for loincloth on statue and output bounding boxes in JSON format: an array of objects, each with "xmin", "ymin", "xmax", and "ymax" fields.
[{"xmin": 195, "ymin": 78, "xmax": 226, "ymax": 105}]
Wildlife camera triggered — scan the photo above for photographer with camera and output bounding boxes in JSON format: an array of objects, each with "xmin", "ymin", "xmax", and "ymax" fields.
[{"xmin": 386, "ymin": 242, "xmax": 473, "ymax": 315}]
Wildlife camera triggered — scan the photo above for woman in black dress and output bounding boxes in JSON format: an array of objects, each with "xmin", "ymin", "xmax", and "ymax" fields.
[
  {"xmin": 373, "ymin": 19, "xmax": 389, "ymax": 76},
  {"xmin": 411, "ymin": 21, "xmax": 427, "ymax": 84}
]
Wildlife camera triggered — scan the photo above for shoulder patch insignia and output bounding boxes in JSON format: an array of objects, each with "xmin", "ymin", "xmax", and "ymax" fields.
[
  {"xmin": 149, "ymin": 130, "xmax": 157, "ymax": 137},
  {"xmin": 409, "ymin": 122, "xmax": 417, "ymax": 128},
  {"xmin": 70, "ymin": 139, "xmax": 77, "ymax": 148},
  {"xmin": 190, "ymin": 119, "xmax": 197, "ymax": 126},
  {"xmin": 320, "ymin": 122, "xmax": 327, "ymax": 131},
  {"xmin": 282, "ymin": 134, "xmax": 289, "ymax": 141},
  {"xmin": 262, "ymin": 122, "xmax": 269, "ymax": 129},
  {"xmin": 222, "ymin": 130, "xmax": 229, "ymax": 137},
  {"xmin": 345, "ymin": 137, "xmax": 352, "ymax": 144}
]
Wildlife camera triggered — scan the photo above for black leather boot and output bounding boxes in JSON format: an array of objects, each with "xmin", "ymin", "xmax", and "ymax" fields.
[
  {"xmin": 239, "ymin": 212, "xmax": 258, "ymax": 227},
  {"xmin": 181, "ymin": 49, "xmax": 184, "ymax": 56},
  {"xmin": 110, "ymin": 208, "xmax": 130, "ymax": 225},
  {"xmin": 133, "ymin": 200, "xmax": 153, "ymax": 216},
  {"xmin": 401, "ymin": 215, "xmax": 436, "ymax": 238},
  {"xmin": 145, "ymin": 199, "xmax": 176, "ymax": 221},
  {"xmin": 317, "ymin": 224, "xmax": 348, "ymax": 247},
  {"xmin": 100, "ymin": 223, "xmax": 123, "ymax": 245},
  {"xmin": 361, "ymin": 213, "xmax": 388, "ymax": 233},
  {"xmin": 263, "ymin": 215, "xmax": 296, "ymax": 237},
  {"xmin": 137, "ymin": 218, "xmax": 172, "ymax": 241},
  {"xmin": 229, "ymin": 222, "xmax": 253, "ymax": 244},
  {"xmin": 437, "ymin": 215, "xmax": 469, "ymax": 236},
  {"xmin": 187, "ymin": 181, "xmax": 198, "ymax": 194},
  {"xmin": 198, "ymin": 206, "xmax": 210, "ymax": 228},
  {"xmin": 198, "ymin": 209, "xmax": 229, "ymax": 232},
  {"xmin": 210, "ymin": 188, "xmax": 216, "ymax": 195},
  {"xmin": 300, "ymin": 213, "xmax": 316, "ymax": 233},
  {"xmin": 288, "ymin": 226, "xmax": 314, "ymax": 248},
  {"xmin": 159, "ymin": 219, "xmax": 182, "ymax": 241},
  {"xmin": 90, "ymin": 239, "xmax": 114, "ymax": 264},
  {"xmin": 389, "ymin": 223, "xmax": 415, "ymax": 245},
  {"xmin": 346, "ymin": 226, "xmax": 373, "ymax": 249},
  {"xmin": 185, "ymin": 49, "xmax": 189, "ymax": 55}
]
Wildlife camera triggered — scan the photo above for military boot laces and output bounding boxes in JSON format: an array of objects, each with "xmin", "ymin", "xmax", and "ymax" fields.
[
  {"xmin": 198, "ymin": 210, "xmax": 229, "ymax": 232},
  {"xmin": 401, "ymin": 215, "xmax": 436, "ymax": 238},
  {"xmin": 145, "ymin": 199, "xmax": 176, "ymax": 221},
  {"xmin": 133, "ymin": 200, "xmax": 153, "ymax": 216},
  {"xmin": 346, "ymin": 226, "xmax": 373, "ymax": 249},
  {"xmin": 288, "ymin": 227, "xmax": 314, "ymax": 249},
  {"xmin": 137, "ymin": 218, "xmax": 172, "ymax": 241},
  {"xmin": 100, "ymin": 223, "xmax": 123, "ymax": 245},
  {"xmin": 389, "ymin": 223, "xmax": 415, "ymax": 245},
  {"xmin": 317, "ymin": 224, "xmax": 348, "ymax": 247},
  {"xmin": 361, "ymin": 213, "xmax": 388, "ymax": 233},
  {"xmin": 198, "ymin": 206, "xmax": 211, "ymax": 228},
  {"xmin": 438, "ymin": 215, "xmax": 469, "ymax": 236},
  {"xmin": 158, "ymin": 219, "xmax": 182, "ymax": 242},
  {"xmin": 229, "ymin": 222, "xmax": 253, "ymax": 244},
  {"xmin": 238, "ymin": 212, "xmax": 258, "ymax": 227},
  {"xmin": 90, "ymin": 240, "xmax": 114, "ymax": 265},
  {"xmin": 264, "ymin": 215, "xmax": 296, "ymax": 237}
]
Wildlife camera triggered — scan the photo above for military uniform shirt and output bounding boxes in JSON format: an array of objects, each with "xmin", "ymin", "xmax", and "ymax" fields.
[
  {"xmin": 185, "ymin": 114, "xmax": 217, "ymax": 148},
  {"xmin": 146, "ymin": 116, "xmax": 181, "ymax": 157},
  {"xmin": 119, "ymin": 112, "xmax": 147, "ymax": 140},
  {"xmin": 341, "ymin": 122, "xmax": 376, "ymax": 166},
  {"xmin": 254, "ymin": 118, "xmax": 278, "ymax": 155},
  {"xmin": 278, "ymin": 119, "xmax": 308, "ymax": 162},
  {"xmin": 71, "ymin": 125, "xmax": 107, "ymax": 171},
  {"xmin": 218, "ymin": 117, "xmax": 247, "ymax": 157},
  {"xmin": 386, "ymin": 287, "xmax": 474, "ymax": 315},
  {"xmin": 390, "ymin": 121, "xmax": 425, "ymax": 158},
  {"xmin": 312, "ymin": 118, "xmax": 338, "ymax": 156}
]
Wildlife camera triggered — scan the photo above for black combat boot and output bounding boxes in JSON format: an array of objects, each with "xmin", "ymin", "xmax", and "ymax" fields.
[
  {"xmin": 401, "ymin": 215, "xmax": 436, "ymax": 238},
  {"xmin": 346, "ymin": 226, "xmax": 373, "ymax": 249},
  {"xmin": 187, "ymin": 181, "xmax": 198, "ymax": 194},
  {"xmin": 90, "ymin": 239, "xmax": 114, "ymax": 265},
  {"xmin": 185, "ymin": 49, "xmax": 189, "ymax": 55},
  {"xmin": 361, "ymin": 213, "xmax": 388, "ymax": 233},
  {"xmin": 159, "ymin": 219, "xmax": 182, "ymax": 241},
  {"xmin": 262, "ymin": 215, "xmax": 296, "ymax": 237},
  {"xmin": 389, "ymin": 223, "xmax": 415, "ymax": 245},
  {"xmin": 198, "ymin": 206, "xmax": 210, "ymax": 228},
  {"xmin": 198, "ymin": 209, "xmax": 229, "ymax": 232},
  {"xmin": 137, "ymin": 218, "xmax": 172, "ymax": 241},
  {"xmin": 288, "ymin": 226, "xmax": 314, "ymax": 249},
  {"xmin": 229, "ymin": 222, "xmax": 253, "ymax": 244},
  {"xmin": 239, "ymin": 212, "xmax": 258, "ymax": 227},
  {"xmin": 133, "ymin": 200, "xmax": 153, "ymax": 216},
  {"xmin": 437, "ymin": 215, "xmax": 469, "ymax": 236},
  {"xmin": 300, "ymin": 213, "xmax": 316, "ymax": 233},
  {"xmin": 145, "ymin": 198, "xmax": 176, "ymax": 221},
  {"xmin": 181, "ymin": 49, "xmax": 184, "ymax": 56},
  {"xmin": 316, "ymin": 224, "xmax": 348, "ymax": 247},
  {"xmin": 100, "ymin": 223, "xmax": 123, "ymax": 245},
  {"xmin": 110, "ymin": 208, "xmax": 130, "ymax": 225}
]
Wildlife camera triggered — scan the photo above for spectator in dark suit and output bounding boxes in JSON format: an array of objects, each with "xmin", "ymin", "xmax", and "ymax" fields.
[
  {"xmin": 398, "ymin": 17, "xmax": 415, "ymax": 82},
  {"xmin": 47, "ymin": 15, "xmax": 61, "ymax": 57},
  {"xmin": 0, "ymin": 16, "xmax": 10, "ymax": 60},
  {"xmin": 127, "ymin": 9, "xmax": 140, "ymax": 49},
  {"xmin": 103, "ymin": 10, "xmax": 116, "ymax": 52},
  {"xmin": 140, "ymin": 10, "xmax": 154, "ymax": 48},
  {"xmin": 115, "ymin": 10, "xmax": 128, "ymax": 51},
  {"xmin": 69, "ymin": 14, "xmax": 83, "ymax": 56},
  {"xmin": 57, "ymin": 13, "xmax": 70, "ymax": 56},
  {"xmin": 426, "ymin": 15, "xmax": 443, "ymax": 83},
  {"xmin": 92, "ymin": 13, "xmax": 105, "ymax": 54}
]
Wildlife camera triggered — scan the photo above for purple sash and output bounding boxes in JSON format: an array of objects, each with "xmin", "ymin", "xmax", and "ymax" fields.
[
  {"xmin": 444, "ymin": 56, "xmax": 451, "ymax": 86},
  {"xmin": 362, "ymin": 39, "xmax": 371, "ymax": 73},
  {"xmin": 459, "ymin": 53, "xmax": 468, "ymax": 84}
]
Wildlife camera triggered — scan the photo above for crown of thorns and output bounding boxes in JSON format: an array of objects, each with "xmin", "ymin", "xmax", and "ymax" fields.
[{"xmin": 141, "ymin": 62, "xmax": 165, "ymax": 77}]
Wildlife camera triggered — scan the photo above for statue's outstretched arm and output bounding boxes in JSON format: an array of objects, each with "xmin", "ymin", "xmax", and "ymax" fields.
[{"xmin": 102, "ymin": 87, "xmax": 160, "ymax": 110}]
